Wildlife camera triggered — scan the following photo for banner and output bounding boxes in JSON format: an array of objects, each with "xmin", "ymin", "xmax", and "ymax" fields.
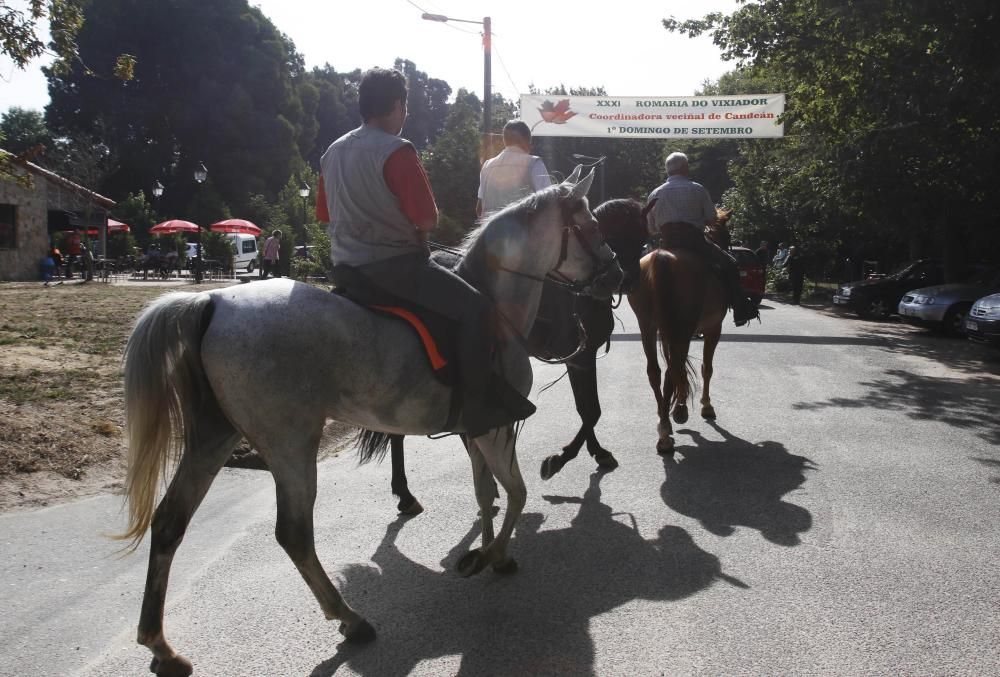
[{"xmin": 519, "ymin": 94, "xmax": 785, "ymax": 139}]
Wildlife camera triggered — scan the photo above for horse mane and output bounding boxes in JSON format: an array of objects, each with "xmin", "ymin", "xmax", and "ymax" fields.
[
  {"xmin": 459, "ymin": 183, "xmax": 568, "ymax": 253},
  {"xmin": 593, "ymin": 198, "xmax": 644, "ymax": 239}
]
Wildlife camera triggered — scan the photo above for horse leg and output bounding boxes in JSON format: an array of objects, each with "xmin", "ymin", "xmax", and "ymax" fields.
[
  {"xmin": 657, "ymin": 365, "xmax": 675, "ymax": 456},
  {"xmin": 457, "ymin": 427, "xmax": 525, "ymax": 577},
  {"xmin": 139, "ymin": 412, "xmax": 239, "ymax": 677},
  {"xmin": 464, "ymin": 435, "xmax": 496, "ymax": 547},
  {"xmin": 567, "ymin": 353, "xmax": 618, "ymax": 471},
  {"xmin": 269, "ymin": 435, "xmax": 374, "ymax": 644},
  {"xmin": 668, "ymin": 340, "xmax": 691, "ymax": 425},
  {"xmin": 389, "ymin": 435, "xmax": 423, "ymax": 515},
  {"xmin": 701, "ymin": 325, "xmax": 721, "ymax": 419}
]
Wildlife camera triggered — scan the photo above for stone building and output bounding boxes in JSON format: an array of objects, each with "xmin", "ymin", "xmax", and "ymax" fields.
[{"xmin": 0, "ymin": 154, "xmax": 115, "ymax": 281}]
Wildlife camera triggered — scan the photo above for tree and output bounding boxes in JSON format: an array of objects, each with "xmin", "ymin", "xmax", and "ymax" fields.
[
  {"xmin": 0, "ymin": 107, "xmax": 53, "ymax": 154},
  {"xmin": 423, "ymin": 89, "xmax": 482, "ymax": 242},
  {"xmin": 665, "ymin": 0, "xmax": 1000, "ymax": 277},
  {"xmin": 45, "ymin": 0, "xmax": 308, "ymax": 218},
  {"xmin": 395, "ymin": 58, "xmax": 451, "ymax": 151}
]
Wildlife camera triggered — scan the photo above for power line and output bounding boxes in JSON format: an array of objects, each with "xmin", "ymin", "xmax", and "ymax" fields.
[
  {"xmin": 404, "ymin": 0, "xmax": 482, "ymax": 35},
  {"xmin": 492, "ymin": 40, "xmax": 522, "ymax": 97}
]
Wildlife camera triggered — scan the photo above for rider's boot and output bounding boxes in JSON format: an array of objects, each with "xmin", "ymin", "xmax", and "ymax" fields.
[
  {"xmin": 463, "ymin": 374, "xmax": 537, "ymax": 438},
  {"xmin": 728, "ymin": 281, "xmax": 760, "ymax": 326}
]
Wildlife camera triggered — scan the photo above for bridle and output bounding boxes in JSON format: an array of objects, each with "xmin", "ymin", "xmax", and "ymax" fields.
[{"xmin": 428, "ymin": 200, "xmax": 617, "ymax": 364}]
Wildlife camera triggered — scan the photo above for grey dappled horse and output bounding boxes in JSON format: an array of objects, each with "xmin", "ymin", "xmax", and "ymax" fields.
[{"xmin": 118, "ymin": 169, "xmax": 621, "ymax": 677}]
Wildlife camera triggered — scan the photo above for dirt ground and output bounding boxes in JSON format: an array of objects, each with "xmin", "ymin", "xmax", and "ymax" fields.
[{"xmin": 0, "ymin": 280, "xmax": 353, "ymax": 512}]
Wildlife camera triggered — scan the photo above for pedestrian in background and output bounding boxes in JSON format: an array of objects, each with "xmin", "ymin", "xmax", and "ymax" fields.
[
  {"xmin": 261, "ymin": 229, "xmax": 282, "ymax": 279},
  {"xmin": 783, "ymin": 245, "xmax": 805, "ymax": 304}
]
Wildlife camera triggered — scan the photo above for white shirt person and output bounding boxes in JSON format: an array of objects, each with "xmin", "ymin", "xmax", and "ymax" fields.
[{"xmin": 477, "ymin": 120, "xmax": 552, "ymax": 217}]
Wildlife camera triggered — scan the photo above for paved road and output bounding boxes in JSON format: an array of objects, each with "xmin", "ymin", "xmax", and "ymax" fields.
[{"xmin": 2, "ymin": 300, "xmax": 998, "ymax": 676}]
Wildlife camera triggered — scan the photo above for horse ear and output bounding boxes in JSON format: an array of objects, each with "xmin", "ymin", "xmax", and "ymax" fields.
[
  {"xmin": 568, "ymin": 168, "xmax": 595, "ymax": 201},
  {"xmin": 564, "ymin": 164, "xmax": 583, "ymax": 185}
]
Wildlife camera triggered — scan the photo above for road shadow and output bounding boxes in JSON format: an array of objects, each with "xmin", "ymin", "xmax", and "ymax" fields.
[
  {"xmin": 313, "ymin": 471, "xmax": 742, "ymax": 677},
  {"xmin": 972, "ymin": 457, "xmax": 1000, "ymax": 485},
  {"xmin": 793, "ymin": 367, "xmax": 1000, "ymax": 446},
  {"xmin": 664, "ymin": 422, "xmax": 816, "ymax": 546}
]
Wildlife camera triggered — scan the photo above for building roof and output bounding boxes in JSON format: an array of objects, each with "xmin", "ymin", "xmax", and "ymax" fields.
[{"xmin": 1, "ymin": 149, "xmax": 116, "ymax": 209}]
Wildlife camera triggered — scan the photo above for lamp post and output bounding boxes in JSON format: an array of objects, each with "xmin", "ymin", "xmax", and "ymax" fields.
[
  {"xmin": 298, "ymin": 180, "xmax": 311, "ymax": 274},
  {"xmin": 193, "ymin": 162, "xmax": 207, "ymax": 283},
  {"xmin": 422, "ymin": 13, "xmax": 492, "ymax": 157},
  {"xmin": 151, "ymin": 180, "xmax": 164, "ymax": 200},
  {"xmin": 571, "ymin": 153, "xmax": 607, "ymax": 204}
]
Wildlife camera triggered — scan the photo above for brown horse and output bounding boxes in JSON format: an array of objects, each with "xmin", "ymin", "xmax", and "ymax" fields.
[{"xmin": 628, "ymin": 209, "xmax": 731, "ymax": 455}]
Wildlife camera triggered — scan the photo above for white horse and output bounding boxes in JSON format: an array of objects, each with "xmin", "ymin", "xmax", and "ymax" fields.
[{"xmin": 118, "ymin": 168, "xmax": 620, "ymax": 676}]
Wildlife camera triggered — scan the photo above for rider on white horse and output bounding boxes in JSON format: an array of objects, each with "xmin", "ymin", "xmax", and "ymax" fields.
[{"xmin": 316, "ymin": 67, "xmax": 535, "ymax": 436}]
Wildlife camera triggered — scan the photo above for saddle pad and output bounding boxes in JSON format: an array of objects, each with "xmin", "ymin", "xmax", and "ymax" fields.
[{"xmin": 371, "ymin": 305, "xmax": 448, "ymax": 371}]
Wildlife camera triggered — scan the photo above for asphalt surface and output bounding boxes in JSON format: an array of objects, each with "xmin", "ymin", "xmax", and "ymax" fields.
[{"xmin": 2, "ymin": 299, "xmax": 998, "ymax": 676}]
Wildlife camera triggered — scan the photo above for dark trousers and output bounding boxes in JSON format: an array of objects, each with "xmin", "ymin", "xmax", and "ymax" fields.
[
  {"xmin": 358, "ymin": 252, "xmax": 492, "ymax": 399},
  {"xmin": 790, "ymin": 272, "xmax": 805, "ymax": 304},
  {"xmin": 261, "ymin": 259, "xmax": 279, "ymax": 279}
]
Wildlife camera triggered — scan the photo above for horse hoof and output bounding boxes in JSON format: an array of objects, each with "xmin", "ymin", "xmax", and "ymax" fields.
[
  {"xmin": 595, "ymin": 453, "xmax": 619, "ymax": 471},
  {"xmin": 492, "ymin": 557, "xmax": 519, "ymax": 575},
  {"xmin": 657, "ymin": 439, "xmax": 675, "ymax": 456},
  {"xmin": 701, "ymin": 405, "xmax": 716, "ymax": 420},
  {"xmin": 397, "ymin": 497, "xmax": 424, "ymax": 516},
  {"xmin": 540, "ymin": 455, "xmax": 561, "ymax": 480},
  {"xmin": 339, "ymin": 619, "xmax": 377, "ymax": 643},
  {"xmin": 672, "ymin": 405, "xmax": 689, "ymax": 424},
  {"xmin": 149, "ymin": 655, "xmax": 193, "ymax": 677},
  {"xmin": 457, "ymin": 549, "xmax": 488, "ymax": 577}
]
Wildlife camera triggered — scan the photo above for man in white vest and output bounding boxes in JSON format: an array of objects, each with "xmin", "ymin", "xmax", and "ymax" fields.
[
  {"xmin": 316, "ymin": 68, "xmax": 535, "ymax": 436},
  {"xmin": 476, "ymin": 121, "xmax": 552, "ymax": 217}
]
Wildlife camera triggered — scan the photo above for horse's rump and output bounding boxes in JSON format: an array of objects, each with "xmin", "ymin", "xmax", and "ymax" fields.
[{"xmin": 200, "ymin": 279, "xmax": 453, "ymax": 437}]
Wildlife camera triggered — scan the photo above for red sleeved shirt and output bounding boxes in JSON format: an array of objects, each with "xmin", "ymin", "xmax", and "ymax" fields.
[{"xmin": 315, "ymin": 145, "xmax": 438, "ymax": 232}]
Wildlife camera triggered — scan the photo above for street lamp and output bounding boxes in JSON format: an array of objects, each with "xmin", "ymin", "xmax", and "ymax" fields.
[
  {"xmin": 298, "ymin": 180, "xmax": 311, "ymax": 265},
  {"xmin": 422, "ymin": 12, "xmax": 492, "ymax": 156},
  {"xmin": 193, "ymin": 162, "xmax": 207, "ymax": 283},
  {"xmin": 151, "ymin": 180, "xmax": 164, "ymax": 199},
  {"xmin": 571, "ymin": 153, "xmax": 607, "ymax": 204}
]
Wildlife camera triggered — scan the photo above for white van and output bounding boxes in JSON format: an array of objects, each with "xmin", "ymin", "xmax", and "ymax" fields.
[{"xmin": 227, "ymin": 233, "xmax": 259, "ymax": 272}]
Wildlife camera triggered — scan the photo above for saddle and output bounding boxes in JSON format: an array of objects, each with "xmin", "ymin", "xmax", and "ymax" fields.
[
  {"xmin": 330, "ymin": 264, "xmax": 458, "ymax": 387},
  {"xmin": 331, "ymin": 264, "xmax": 531, "ymax": 436}
]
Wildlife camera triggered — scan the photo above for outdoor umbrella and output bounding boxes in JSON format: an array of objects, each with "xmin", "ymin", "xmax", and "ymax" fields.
[
  {"xmin": 149, "ymin": 220, "xmax": 202, "ymax": 235},
  {"xmin": 107, "ymin": 219, "xmax": 131, "ymax": 233},
  {"xmin": 209, "ymin": 218, "xmax": 262, "ymax": 236}
]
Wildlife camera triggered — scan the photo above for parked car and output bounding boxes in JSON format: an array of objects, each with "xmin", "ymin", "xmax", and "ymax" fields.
[
  {"xmin": 965, "ymin": 292, "xmax": 1000, "ymax": 345},
  {"xmin": 730, "ymin": 246, "xmax": 765, "ymax": 306},
  {"xmin": 897, "ymin": 267, "xmax": 1000, "ymax": 336},
  {"xmin": 833, "ymin": 259, "xmax": 944, "ymax": 319}
]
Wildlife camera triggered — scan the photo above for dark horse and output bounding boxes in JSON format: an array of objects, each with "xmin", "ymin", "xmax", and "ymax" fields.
[{"xmin": 387, "ymin": 199, "xmax": 649, "ymax": 514}]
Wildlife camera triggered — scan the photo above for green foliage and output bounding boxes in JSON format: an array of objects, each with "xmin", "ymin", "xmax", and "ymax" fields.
[
  {"xmin": 395, "ymin": 59, "xmax": 452, "ymax": 151},
  {"xmin": 0, "ymin": 108, "xmax": 53, "ymax": 154},
  {"xmin": 45, "ymin": 0, "xmax": 308, "ymax": 217},
  {"xmin": 202, "ymin": 231, "xmax": 234, "ymax": 269},
  {"xmin": 112, "ymin": 191, "xmax": 159, "ymax": 244},
  {"xmin": 106, "ymin": 231, "xmax": 138, "ymax": 259},
  {"xmin": 423, "ymin": 89, "xmax": 482, "ymax": 238},
  {"xmin": 665, "ymin": 1, "xmax": 1000, "ymax": 278}
]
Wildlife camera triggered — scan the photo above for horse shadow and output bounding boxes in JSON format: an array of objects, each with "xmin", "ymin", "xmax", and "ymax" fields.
[
  {"xmin": 313, "ymin": 472, "xmax": 744, "ymax": 677},
  {"xmin": 664, "ymin": 422, "xmax": 816, "ymax": 546}
]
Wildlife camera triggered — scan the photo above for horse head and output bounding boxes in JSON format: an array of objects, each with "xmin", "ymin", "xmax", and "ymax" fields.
[
  {"xmin": 594, "ymin": 198, "xmax": 648, "ymax": 295},
  {"xmin": 547, "ymin": 167, "xmax": 623, "ymax": 299},
  {"xmin": 706, "ymin": 207, "xmax": 733, "ymax": 249}
]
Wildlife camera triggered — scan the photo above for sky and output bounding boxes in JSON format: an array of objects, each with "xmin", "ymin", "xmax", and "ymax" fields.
[{"xmin": 0, "ymin": 0, "xmax": 741, "ymax": 113}]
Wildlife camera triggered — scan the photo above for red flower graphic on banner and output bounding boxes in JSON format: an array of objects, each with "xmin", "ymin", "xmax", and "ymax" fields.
[{"xmin": 538, "ymin": 99, "xmax": 576, "ymax": 124}]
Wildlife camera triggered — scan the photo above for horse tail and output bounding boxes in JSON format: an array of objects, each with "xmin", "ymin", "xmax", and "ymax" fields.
[
  {"xmin": 650, "ymin": 251, "xmax": 698, "ymax": 405},
  {"xmin": 355, "ymin": 429, "xmax": 393, "ymax": 464},
  {"xmin": 116, "ymin": 291, "xmax": 215, "ymax": 550}
]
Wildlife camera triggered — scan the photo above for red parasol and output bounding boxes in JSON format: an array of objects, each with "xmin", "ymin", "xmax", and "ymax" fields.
[
  {"xmin": 209, "ymin": 218, "xmax": 262, "ymax": 236},
  {"xmin": 107, "ymin": 218, "xmax": 131, "ymax": 233},
  {"xmin": 149, "ymin": 220, "xmax": 202, "ymax": 235}
]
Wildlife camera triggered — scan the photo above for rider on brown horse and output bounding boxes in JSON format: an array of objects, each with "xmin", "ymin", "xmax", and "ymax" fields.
[{"xmin": 644, "ymin": 151, "xmax": 760, "ymax": 326}]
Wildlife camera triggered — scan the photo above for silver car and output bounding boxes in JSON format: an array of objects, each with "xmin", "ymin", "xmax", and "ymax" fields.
[{"xmin": 898, "ymin": 268, "xmax": 1000, "ymax": 336}]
